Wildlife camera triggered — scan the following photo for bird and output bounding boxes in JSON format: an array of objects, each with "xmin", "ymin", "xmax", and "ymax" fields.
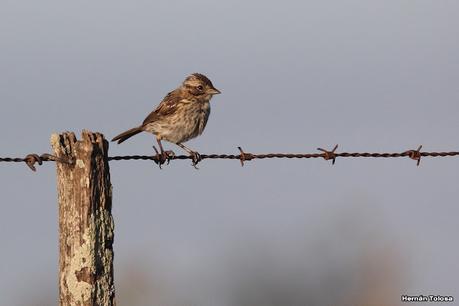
[{"xmin": 112, "ymin": 73, "xmax": 221, "ymax": 167}]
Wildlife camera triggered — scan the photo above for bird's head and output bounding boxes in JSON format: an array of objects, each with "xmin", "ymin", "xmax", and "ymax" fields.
[{"xmin": 182, "ymin": 73, "xmax": 221, "ymax": 100}]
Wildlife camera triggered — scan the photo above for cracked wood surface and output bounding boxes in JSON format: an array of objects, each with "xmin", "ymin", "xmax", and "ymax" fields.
[{"xmin": 51, "ymin": 131, "xmax": 115, "ymax": 306}]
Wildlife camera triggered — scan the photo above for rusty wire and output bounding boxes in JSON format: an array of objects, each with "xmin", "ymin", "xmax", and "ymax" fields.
[
  {"xmin": 0, "ymin": 153, "xmax": 73, "ymax": 171},
  {"xmin": 2, "ymin": 144, "xmax": 458, "ymax": 171}
]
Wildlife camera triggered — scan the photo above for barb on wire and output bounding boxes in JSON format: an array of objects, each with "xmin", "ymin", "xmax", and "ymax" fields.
[
  {"xmin": 238, "ymin": 146, "xmax": 254, "ymax": 167},
  {"xmin": 404, "ymin": 145, "xmax": 423, "ymax": 166},
  {"xmin": 0, "ymin": 153, "xmax": 73, "ymax": 172},
  {"xmin": 2, "ymin": 144, "xmax": 459, "ymax": 171},
  {"xmin": 317, "ymin": 144, "xmax": 339, "ymax": 165}
]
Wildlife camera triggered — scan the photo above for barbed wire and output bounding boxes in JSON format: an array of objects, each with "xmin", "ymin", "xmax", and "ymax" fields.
[
  {"xmin": 0, "ymin": 153, "xmax": 72, "ymax": 172},
  {"xmin": 1, "ymin": 145, "xmax": 459, "ymax": 171}
]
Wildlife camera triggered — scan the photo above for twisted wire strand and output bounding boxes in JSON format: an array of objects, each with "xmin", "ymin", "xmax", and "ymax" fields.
[{"xmin": 1, "ymin": 145, "xmax": 459, "ymax": 171}]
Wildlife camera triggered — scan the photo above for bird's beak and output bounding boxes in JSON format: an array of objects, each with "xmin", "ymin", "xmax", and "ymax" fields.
[{"xmin": 208, "ymin": 87, "xmax": 221, "ymax": 95}]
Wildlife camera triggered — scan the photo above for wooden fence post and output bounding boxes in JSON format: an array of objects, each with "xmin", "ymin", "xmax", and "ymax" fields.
[{"xmin": 51, "ymin": 130, "xmax": 115, "ymax": 306}]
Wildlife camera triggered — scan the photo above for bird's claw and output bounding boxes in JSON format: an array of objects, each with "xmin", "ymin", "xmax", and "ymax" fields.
[
  {"xmin": 153, "ymin": 146, "xmax": 175, "ymax": 169},
  {"xmin": 163, "ymin": 150, "xmax": 175, "ymax": 165},
  {"xmin": 190, "ymin": 151, "xmax": 202, "ymax": 169}
]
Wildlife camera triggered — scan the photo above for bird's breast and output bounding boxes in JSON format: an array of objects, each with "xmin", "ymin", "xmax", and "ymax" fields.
[
  {"xmin": 188, "ymin": 101, "xmax": 210, "ymax": 137},
  {"xmin": 150, "ymin": 100, "xmax": 210, "ymax": 144}
]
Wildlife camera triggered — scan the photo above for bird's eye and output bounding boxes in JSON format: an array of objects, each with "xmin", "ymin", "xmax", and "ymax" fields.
[{"xmin": 197, "ymin": 85, "xmax": 204, "ymax": 91}]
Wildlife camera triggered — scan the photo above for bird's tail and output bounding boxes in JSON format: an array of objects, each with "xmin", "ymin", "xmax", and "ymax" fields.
[{"xmin": 111, "ymin": 126, "xmax": 143, "ymax": 144}]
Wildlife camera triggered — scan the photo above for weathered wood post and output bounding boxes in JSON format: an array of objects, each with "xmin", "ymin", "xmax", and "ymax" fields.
[{"xmin": 51, "ymin": 130, "xmax": 115, "ymax": 306}]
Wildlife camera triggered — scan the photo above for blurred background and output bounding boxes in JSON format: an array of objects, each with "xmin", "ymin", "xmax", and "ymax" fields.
[{"xmin": 1, "ymin": 1, "xmax": 458, "ymax": 305}]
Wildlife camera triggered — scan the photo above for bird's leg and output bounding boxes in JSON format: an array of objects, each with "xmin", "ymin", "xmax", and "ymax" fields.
[
  {"xmin": 176, "ymin": 143, "xmax": 202, "ymax": 169},
  {"xmin": 154, "ymin": 138, "xmax": 174, "ymax": 167}
]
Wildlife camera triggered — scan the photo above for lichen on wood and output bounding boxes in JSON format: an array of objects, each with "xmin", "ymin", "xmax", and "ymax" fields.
[{"xmin": 51, "ymin": 130, "xmax": 115, "ymax": 306}]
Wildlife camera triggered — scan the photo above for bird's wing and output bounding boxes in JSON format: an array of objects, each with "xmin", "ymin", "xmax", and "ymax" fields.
[{"xmin": 142, "ymin": 90, "xmax": 181, "ymax": 125}]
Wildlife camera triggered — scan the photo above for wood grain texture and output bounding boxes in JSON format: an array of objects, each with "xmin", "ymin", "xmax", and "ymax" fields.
[{"xmin": 51, "ymin": 131, "xmax": 115, "ymax": 306}]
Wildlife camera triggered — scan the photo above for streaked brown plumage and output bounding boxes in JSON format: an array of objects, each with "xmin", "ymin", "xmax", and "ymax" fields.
[{"xmin": 112, "ymin": 73, "xmax": 220, "ymax": 166}]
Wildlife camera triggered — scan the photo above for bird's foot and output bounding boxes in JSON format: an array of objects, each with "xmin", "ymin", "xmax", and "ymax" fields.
[
  {"xmin": 189, "ymin": 151, "xmax": 202, "ymax": 169},
  {"xmin": 162, "ymin": 150, "xmax": 175, "ymax": 165},
  {"xmin": 153, "ymin": 146, "xmax": 175, "ymax": 169}
]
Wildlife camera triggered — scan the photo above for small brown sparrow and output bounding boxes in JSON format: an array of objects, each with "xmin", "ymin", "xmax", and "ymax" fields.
[{"xmin": 112, "ymin": 73, "xmax": 220, "ymax": 167}]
